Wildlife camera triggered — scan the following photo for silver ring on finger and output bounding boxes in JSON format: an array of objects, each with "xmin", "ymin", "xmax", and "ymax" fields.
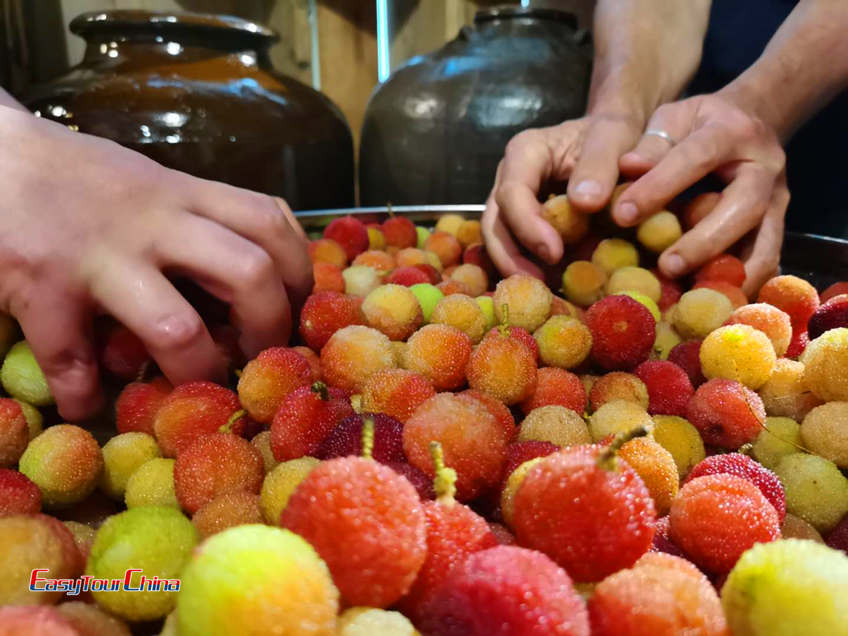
[{"xmin": 644, "ymin": 129, "xmax": 677, "ymax": 147}]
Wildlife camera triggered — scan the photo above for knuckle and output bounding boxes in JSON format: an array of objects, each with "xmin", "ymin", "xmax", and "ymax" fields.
[
  {"xmin": 236, "ymin": 249, "xmax": 276, "ymax": 289},
  {"xmin": 253, "ymin": 200, "xmax": 289, "ymax": 238},
  {"xmin": 150, "ymin": 312, "xmax": 205, "ymax": 351}
]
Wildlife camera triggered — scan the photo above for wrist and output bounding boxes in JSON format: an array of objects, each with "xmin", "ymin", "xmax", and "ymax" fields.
[
  {"xmin": 718, "ymin": 73, "xmax": 785, "ymax": 139},
  {"xmin": 586, "ymin": 68, "xmax": 657, "ymax": 131}
]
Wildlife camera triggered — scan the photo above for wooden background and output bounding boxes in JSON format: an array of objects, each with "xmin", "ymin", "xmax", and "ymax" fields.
[{"xmin": 2, "ymin": 0, "xmax": 593, "ymax": 148}]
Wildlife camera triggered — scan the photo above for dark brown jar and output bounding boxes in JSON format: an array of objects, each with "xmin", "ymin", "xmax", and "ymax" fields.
[
  {"xmin": 24, "ymin": 10, "xmax": 354, "ymax": 210},
  {"xmin": 359, "ymin": 6, "xmax": 592, "ymax": 206}
]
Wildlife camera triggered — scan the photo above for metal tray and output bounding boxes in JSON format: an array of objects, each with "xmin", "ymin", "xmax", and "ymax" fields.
[{"xmin": 296, "ymin": 205, "xmax": 848, "ymax": 291}]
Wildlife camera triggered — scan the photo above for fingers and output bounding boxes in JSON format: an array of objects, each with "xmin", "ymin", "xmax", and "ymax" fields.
[
  {"xmin": 618, "ymin": 102, "xmax": 695, "ymax": 177},
  {"xmin": 88, "ymin": 257, "xmax": 226, "ymax": 387},
  {"xmin": 657, "ymin": 163, "xmax": 775, "ymax": 278},
  {"xmin": 181, "ymin": 177, "xmax": 313, "ymax": 305},
  {"xmin": 156, "ymin": 214, "xmax": 294, "ymax": 357},
  {"xmin": 567, "ymin": 115, "xmax": 644, "ymax": 210},
  {"xmin": 482, "ymin": 164, "xmax": 546, "ymax": 279},
  {"xmin": 615, "ymin": 126, "xmax": 734, "ymax": 227},
  {"xmin": 742, "ymin": 179, "xmax": 789, "ymax": 297},
  {"xmin": 17, "ymin": 293, "xmax": 102, "ymax": 421}
]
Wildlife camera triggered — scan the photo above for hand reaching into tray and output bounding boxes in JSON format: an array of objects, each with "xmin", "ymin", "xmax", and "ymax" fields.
[{"xmin": 0, "ymin": 99, "xmax": 312, "ymax": 420}]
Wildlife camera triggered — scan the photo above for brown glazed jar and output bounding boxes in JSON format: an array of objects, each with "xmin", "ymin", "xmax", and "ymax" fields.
[
  {"xmin": 360, "ymin": 6, "xmax": 592, "ymax": 206},
  {"xmin": 25, "ymin": 10, "xmax": 354, "ymax": 210}
]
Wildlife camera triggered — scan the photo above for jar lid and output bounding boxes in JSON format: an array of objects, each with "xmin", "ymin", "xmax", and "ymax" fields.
[
  {"xmin": 474, "ymin": 6, "xmax": 578, "ymax": 28},
  {"xmin": 70, "ymin": 10, "xmax": 277, "ymax": 42}
]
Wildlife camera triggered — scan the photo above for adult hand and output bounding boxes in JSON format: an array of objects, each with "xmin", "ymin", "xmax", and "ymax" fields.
[
  {"xmin": 613, "ymin": 93, "xmax": 788, "ymax": 296},
  {"xmin": 0, "ymin": 106, "xmax": 312, "ymax": 420},
  {"xmin": 482, "ymin": 113, "xmax": 644, "ymax": 277}
]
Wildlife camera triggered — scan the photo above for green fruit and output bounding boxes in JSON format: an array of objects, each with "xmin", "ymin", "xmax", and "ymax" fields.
[
  {"xmin": 618, "ymin": 291, "xmax": 660, "ymax": 322},
  {"xmin": 722, "ymin": 539, "xmax": 848, "ymax": 636},
  {"xmin": 753, "ymin": 416, "xmax": 802, "ymax": 470},
  {"xmin": 338, "ymin": 607, "xmax": 418, "ymax": 635},
  {"xmin": 125, "ymin": 458, "xmax": 178, "ymax": 509},
  {"xmin": 476, "ymin": 295, "xmax": 496, "ymax": 330},
  {"xmin": 1, "ymin": 341, "xmax": 53, "ymax": 406},
  {"xmin": 176, "ymin": 524, "xmax": 338, "ymax": 636},
  {"xmin": 416, "ymin": 226, "xmax": 431, "ymax": 249},
  {"xmin": 14, "ymin": 399, "xmax": 42, "ymax": 440},
  {"xmin": 87, "ymin": 506, "xmax": 197, "ymax": 621},
  {"xmin": 652, "ymin": 321, "xmax": 681, "ymax": 359},
  {"xmin": 775, "ymin": 453, "xmax": 848, "ymax": 533},
  {"xmin": 409, "ymin": 283, "xmax": 444, "ymax": 322},
  {"xmin": 100, "ymin": 433, "xmax": 161, "ymax": 500},
  {"xmin": 260, "ymin": 457, "xmax": 319, "ymax": 524},
  {"xmin": 652, "ymin": 415, "xmax": 706, "ymax": 479}
]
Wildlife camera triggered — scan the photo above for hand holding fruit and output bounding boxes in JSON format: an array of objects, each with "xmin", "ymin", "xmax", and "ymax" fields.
[{"xmin": 0, "ymin": 105, "xmax": 311, "ymax": 420}]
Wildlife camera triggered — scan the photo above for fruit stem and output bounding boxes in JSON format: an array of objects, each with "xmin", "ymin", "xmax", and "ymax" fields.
[
  {"xmin": 361, "ymin": 417, "xmax": 375, "ymax": 460},
  {"xmin": 220, "ymin": 409, "xmax": 246, "ymax": 434},
  {"xmin": 134, "ymin": 360, "xmax": 151, "ymax": 383},
  {"xmin": 386, "ymin": 201, "xmax": 395, "ymax": 218},
  {"xmin": 498, "ymin": 304, "xmax": 511, "ymax": 337},
  {"xmin": 596, "ymin": 426, "xmax": 651, "ymax": 471},
  {"xmin": 311, "ymin": 381, "xmax": 329, "ymax": 401},
  {"xmin": 234, "ymin": 368, "xmax": 243, "ymax": 378},
  {"xmin": 429, "ymin": 441, "xmax": 458, "ymax": 504}
]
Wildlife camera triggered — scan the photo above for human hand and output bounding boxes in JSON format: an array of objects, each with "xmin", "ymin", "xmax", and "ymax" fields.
[
  {"xmin": 482, "ymin": 113, "xmax": 645, "ymax": 277},
  {"xmin": 0, "ymin": 106, "xmax": 312, "ymax": 420},
  {"xmin": 613, "ymin": 93, "xmax": 788, "ymax": 296}
]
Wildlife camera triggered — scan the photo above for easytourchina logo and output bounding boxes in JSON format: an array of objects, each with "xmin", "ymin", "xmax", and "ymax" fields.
[{"xmin": 29, "ymin": 569, "xmax": 181, "ymax": 597}]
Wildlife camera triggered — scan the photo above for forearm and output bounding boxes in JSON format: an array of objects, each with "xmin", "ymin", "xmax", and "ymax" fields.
[
  {"xmin": 588, "ymin": 0, "xmax": 711, "ymax": 124},
  {"xmin": 720, "ymin": 0, "xmax": 848, "ymax": 141},
  {"xmin": 0, "ymin": 88, "xmax": 29, "ymax": 113}
]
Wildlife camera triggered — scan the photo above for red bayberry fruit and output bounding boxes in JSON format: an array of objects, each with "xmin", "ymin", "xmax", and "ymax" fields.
[
  {"xmin": 174, "ymin": 432, "xmax": 264, "ymax": 514},
  {"xmin": 467, "ymin": 330, "xmax": 538, "ymax": 405},
  {"xmin": 361, "ymin": 369, "xmax": 436, "ymax": 423},
  {"xmin": 669, "ymin": 473, "xmax": 780, "ymax": 573},
  {"xmin": 653, "ymin": 268, "xmax": 683, "ymax": 312},
  {"xmin": 309, "ymin": 237, "xmax": 348, "ymax": 268},
  {"xmin": 500, "ymin": 440, "xmax": 559, "ymax": 486},
  {"xmin": 316, "ymin": 413, "xmax": 405, "ymax": 464},
  {"xmin": 826, "ymin": 514, "xmax": 848, "ymax": 555},
  {"xmin": 404, "ymin": 324, "xmax": 472, "ymax": 391},
  {"xmin": 786, "ymin": 328, "xmax": 809, "ymax": 358},
  {"xmin": 323, "ymin": 215, "xmax": 369, "ymax": 261},
  {"xmin": 635, "ymin": 360, "xmax": 694, "ymax": 416},
  {"xmin": 821, "ymin": 282, "xmax": 848, "ymax": 303},
  {"xmin": 382, "ymin": 216, "xmax": 417, "ymax": 249},
  {"xmin": 270, "ymin": 382, "xmax": 354, "ymax": 461},
  {"xmin": 757, "ymin": 274, "xmax": 820, "ymax": 328},
  {"xmin": 312, "ymin": 261, "xmax": 345, "ymax": 293},
  {"xmin": 650, "ymin": 516, "xmax": 686, "ymax": 558},
  {"xmin": 667, "ymin": 340, "xmax": 705, "ymax": 387},
  {"xmin": 695, "ymin": 254, "xmax": 747, "ymax": 287},
  {"xmin": 299, "ymin": 291, "xmax": 364, "ymax": 352},
  {"xmin": 685, "ymin": 379, "xmax": 766, "ymax": 449},
  {"xmin": 512, "ymin": 437, "xmax": 656, "ymax": 582},
  {"xmin": 115, "ymin": 377, "xmax": 171, "ymax": 436},
  {"xmin": 386, "ymin": 265, "xmax": 432, "ymax": 287},
  {"xmin": 0, "ymin": 468, "xmax": 42, "ymax": 516},
  {"xmin": 520, "ymin": 367, "xmax": 587, "ymax": 414},
  {"xmin": 281, "ymin": 456, "xmax": 427, "ymax": 608},
  {"xmin": 0, "ymin": 398, "xmax": 28, "ymax": 468},
  {"xmin": 684, "ymin": 453, "xmax": 786, "ymax": 522},
  {"xmin": 808, "ymin": 293, "xmax": 848, "ymax": 339},
  {"xmin": 237, "ymin": 347, "xmax": 313, "ymax": 424},
  {"xmin": 99, "ymin": 324, "xmax": 151, "ymax": 380},
  {"xmin": 585, "ymin": 295, "xmax": 655, "ymax": 370},
  {"xmin": 419, "ymin": 545, "xmax": 590, "ymax": 636}
]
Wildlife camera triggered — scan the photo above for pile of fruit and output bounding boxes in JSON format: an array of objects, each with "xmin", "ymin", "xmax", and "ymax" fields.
[{"xmin": 2, "ymin": 199, "xmax": 848, "ymax": 636}]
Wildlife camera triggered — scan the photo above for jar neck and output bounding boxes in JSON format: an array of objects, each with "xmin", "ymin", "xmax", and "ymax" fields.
[{"xmin": 81, "ymin": 34, "xmax": 271, "ymax": 67}]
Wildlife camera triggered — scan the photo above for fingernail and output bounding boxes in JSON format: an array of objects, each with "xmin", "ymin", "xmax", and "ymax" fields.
[
  {"xmin": 664, "ymin": 253, "xmax": 686, "ymax": 277},
  {"xmin": 572, "ymin": 180, "xmax": 603, "ymax": 199},
  {"xmin": 617, "ymin": 202, "xmax": 639, "ymax": 224},
  {"xmin": 537, "ymin": 244, "xmax": 552, "ymax": 263}
]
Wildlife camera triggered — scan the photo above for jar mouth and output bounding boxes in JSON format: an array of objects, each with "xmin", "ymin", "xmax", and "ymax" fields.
[
  {"xmin": 474, "ymin": 6, "xmax": 577, "ymax": 28},
  {"xmin": 70, "ymin": 10, "xmax": 277, "ymax": 43}
]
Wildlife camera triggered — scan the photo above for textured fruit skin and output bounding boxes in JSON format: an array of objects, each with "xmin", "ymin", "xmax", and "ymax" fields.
[
  {"xmin": 353, "ymin": 249, "xmax": 396, "ymax": 272},
  {"xmin": 418, "ymin": 545, "xmax": 590, "ymax": 636},
  {"xmin": 18, "ymin": 424, "xmax": 103, "ymax": 508},
  {"xmin": 467, "ymin": 331, "xmax": 538, "ymax": 405},
  {"xmin": 99, "ymin": 324, "xmax": 151, "ymax": 380},
  {"xmin": 513, "ymin": 445, "xmax": 656, "ymax": 582},
  {"xmin": 321, "ymin": 325, "xmax": 396, "ymax": 394},
  {"xmin": 309, "ymin": 237, "xmax": 348, "ymax": 267},
  {"xmin": 312, "ymin": 261, "xmax": 345, "ymax": 293},
  {"xmin": 822, "ymin": 282, "xmax": 848, "ymax": 303},
  {"xmin": 153, "ymin": 381, "xmax": 242, "ymax": 457},
  {"xmin": 87, "ymin": 506, "xmax": 198, "ymax": 621},
  {"xmin": 808, "ymin": 293, "xmax": 848, "ymax": 339},
  {"xmin": 404, "ymin": 393, "xmax": 511, "ymax": 501},
  {"xmin": 727, "ymin": 303, "xmax": 792, "ymax": 357},
  {"xmin": 324, "ymin": 215, "xmax": 369, "ymax": 261},
  {"xmin": 0, "ymin": 513, "xmax": 83, "ymax": 605},
  {"xmin": 785, "ymin": 328, "xmax": 808, "ymax": 359},
  {"xmin": 281, "ymin": 457, "xmax": 427, "ymax": 608},
  {"xmin": 801, "ymin": 402, "xmax": 848, "ymax": 469},
  {"xmin": 124, "ymin": 457, "xmax": 178, "ymax": 509},
  {"xmin": 0, "ymin": 606, "xmax": 79, "ymax": 635},
  {"xmin": 360, "ymin": 369, "xmax": 435, "ymax": 423},
  {"xmin": 362, "ymin": 284, "xmax": 424, "ymax": 340},
  {"xmin": 493, "ymin": 274, "xmax": 554, "ymax": 332},
  {"xmin": 667, "ymin": 339, "xmax": 705, "ymax": 387},
  {"xmin": 56, "ymin": 600, "xmax": 132, "ymax": 636},
  {"xmin": 699, "ymin": 324, "xmax": 777, "ymax": 389},
  {"xmin": 521, "ymin": 367, "xmax": 587, "ymax": 414},
  {"xmin": 115, "ymin": 378, "xmax": 171, "ymax": 436},
  {"xmin": 383, "ymin": 216, "xmax": 418, "ymax": 249},
  {"xmin": 533, "ymin": 316, "xmax": 592, "ymax": 369},
  {"xmin": 721, "ymin": 539, "xmax": 848, "ymax": 636},
  {"xmin": 449, "ymin": 263, "xmax": 488, "ymax": 297},
  {"xmin": 802, "ymin": 327, "xmax": 848, "ymax": 401},
  {"xmin": 589, "ymin": 400, "xmax": 654, "ymax": 442},
  {"xmin": 757, "ymin": 358, "xmax": 822, "ymax": 422},
  {"xmin": 191, "ymin": 491, "xmax": 263, "ymax": 540},
  {"xmin": 431, "ymin": 294, "xmax": 488, "ymax": 343},
  {"xmin": 686, "ymin": 379, "xmax": 766, "ymax": 449},
  {"xmin": 397, "ymin": 500, "xmax": 498, "ymax": 622},
  {"xmin": 0, "ymin": 468, "xmax": 42, "ymax": 515},
  {"xmin": 299, "ymin": 291, "xmax": 364, "ymax": 351},
  {"xmin": 673, "ymin": 289, "xmax": 734, "ymax": 339},
  {"xmin": 270, "ymin": 384, "xmax": 353, "ymax": 461},
  {"xmin": 618, "ymin": 437, "xmax": 679, "ymax": 516},
  {"xmin": 589, "ymin": 552, "xmax": 728, "ymax": 636},
  {"xmin": 652, "ymin": 415, "xmax": 706, "ymax": 479},
  {"xmin": 589, "ymin": 372, "xmax": 649, "ymax": 412},
  {"xmin": 338, "ymin": 607, "xmax": 417, "ymax": 635},
  {"xmin": 461, "ymin": 388, "xmax": 516, "ymax": 436},
  {"xmin": 585, "ymin": 295, "xmax": 656, "ymax": 370},
  {"xmin": 316, "ymin": 412, "xmax": 405, "ymax": 464},
  {"xmin": 1, "ymin": 341, "xmax": 53, "ymax": 406},
  {"xmin": 670, "ymin": 474, "xmax": 780, "ymax": 574},
  {"xmin": 238, "ymin": 347, "xmax": 313, "ymax": 423},
  {"xmin": 696, "ymin": 254, "xmax": 746, "ymax": 287},
  {"xmin": 693, "ymin": 280, "xmax": 748, "ymax": 309},
  {"xmin": 174, "ymin": 433, "xmax": 264, "ymax": 515},
  {"xmin": 0, "ymin": 397, "xmax": 27, "ymax": 467},
  {"xmin": 757, "ymin": 274, "xmax": 820, "ymax": 328},
  {"xmin": 685, "ymin": 453, "xmax": 786, "ymax": 522},
  {"xmin": 519, "ymin": 405, "xmax": 592, "ymax": 448},
  {"xmin": 562, "ymin": 260, "xmax": 607, "ymax": 307},
  {"xmin": 501, "ymin": 441, "xmax": 559, "ymax": 485},
  {"xmin": 425, "ymin": 230, "xmax": 462, "ymax": 267},
  {"xmin": 100, "ymin": 432, "xmax": 161, "ymax": 500},
  {"xmin": 635, "ymin": 360, "xmax": 693, "ymax": 416},
  {"xmin": 650, "ymin": 516, "xmax": 686, "ymax": 558},
  {"xmin": 774, "ymin": 453, "xmax": 848, "ymax": 533},
  {"xmin": 260, "ymin": 457, "xmax": 320, "ymax": 525},
  {"xmin": 177, "ymin": 525, "xmax": 339, "ymax": 636}
]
